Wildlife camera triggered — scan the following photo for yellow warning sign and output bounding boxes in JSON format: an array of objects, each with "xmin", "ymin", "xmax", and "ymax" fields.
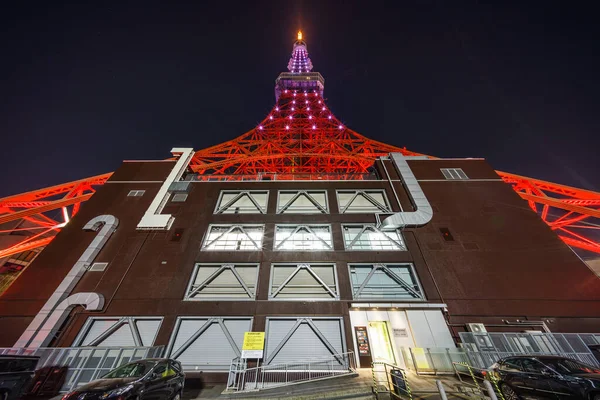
[{"xmin": 242, "ymin": 332, "xmax": 265, "ymax": 351}]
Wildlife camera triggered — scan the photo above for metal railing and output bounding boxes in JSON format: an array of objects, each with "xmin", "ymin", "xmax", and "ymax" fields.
[
  {"xmin": 401, "ymin": 347, "xmax": 471, "ymax": 375},
  {"xmin": 459, "ymin": 332, "xmax": 600, "ymax": 368},
  {"xmin": 226, "ymin": 351, "xmax": 356, "ymax": 392},
  {"xmin": 371, "ymin": 361, "xmax": 412, "ymax": 399},
  {"xmin": 452, "ymin": 362, "xmax": 503, "ymax": 399},
  {"xmin": 188, "ymin": 172, "xmax": 380, "ymax": 181},
  {"xmin": 0, "ymin": 346, "xmax": 164, "ymax": 393},
  {"xmin": 464, "ymin": 350, "xmax": 599, "ymax": 369}
]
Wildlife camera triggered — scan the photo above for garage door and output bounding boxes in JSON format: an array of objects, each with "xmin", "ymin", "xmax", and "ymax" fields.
[
  {"xmin": 265, "ymin": 317, "xmax": 345, "ymax": 365},
  {"xmin": 167, "ymin": 317, "xmax": 252, "ymax": 371}
]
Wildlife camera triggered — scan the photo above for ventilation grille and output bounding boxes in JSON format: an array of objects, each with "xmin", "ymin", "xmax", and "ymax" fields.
[
  {"xmin": 127, "ymin": 190, "xmax": 145, "ymax": 197},
  {"xmin": 172, "ymin": 193, "xmax": 188, "ymax": 202},
  {"xmin": 441, "ymin": 168, "xmax": 469, "ymax": 180},
  {"xmin": 89, "ymin": 262, "xmax": 108, "ymax": 272}
]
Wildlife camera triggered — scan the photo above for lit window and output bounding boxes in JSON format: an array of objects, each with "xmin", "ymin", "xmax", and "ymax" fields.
[
  {"xmin": 215, "ymin": 190, "xmax": 268, "ymax": 214},
  {"xmin": 274, "ymin": 225, "xmax": 333, "ymax": 251},
  {"xmin": 277, "ymin": 190, "xmax": 328, "ymax": 214},
  {"xmin": 337, "ymin": 190, "xmax": 391, "ymax": 213},
  {"xmin": 270, "ymin": 263, "xmax": 338, "ymax": 300},
  {"xmin": 350, "ymin": 264, "xmax": 424, "ymax": 300},
  {"xmin": 202, "ymin": 225, "xmax": 264, "ymax": 251},
  {"xmin": 441, "ymin": 168, "xmax": 469, "ymax": 180},
  {"xmin": 185, "ymin": 264, "xmax": 258, "ymax": 300},
  {"xmin": 127, "ymin": 190, "xmax": 145, "ymax": 197},
  {"xmin": 342, "ymin": 224, "xmax": 406, "ymax": 251}
]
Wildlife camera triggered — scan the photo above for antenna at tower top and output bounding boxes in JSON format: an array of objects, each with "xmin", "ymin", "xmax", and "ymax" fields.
[{"xmin": 297, "ymin": 30, "xmax": 303, "ymax": 41}]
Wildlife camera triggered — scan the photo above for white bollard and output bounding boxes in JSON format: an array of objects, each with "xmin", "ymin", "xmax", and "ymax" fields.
[
  {"xmin": 483, "ymin": 380, "xmax": 499, "ymax": 400},
  {"xmin": 436, "ymin": 380, "xmax": 448, "ymax": 400}
]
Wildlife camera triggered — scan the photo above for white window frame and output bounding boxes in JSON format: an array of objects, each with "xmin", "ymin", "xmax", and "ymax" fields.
[
  {"xmin": 72, "ymin": 316, "xmax": 163, "ymax": 347},
  {"xmin": 214, "ymin": 190, "xmax": 269, "ymax": 214},
  {"xmin": 336, "ymin": 189, "xmax": 392, "ymax": 213},
  {"xmin": 184, "ymin": 263, "xmax": 259, "ymax": 301},
  {"xmin": 342, "ymin": 224, "xmax": 406, "ymax": 251},
  {"xmin": 127, "ymin": 190, "xmax": 145, "ymax": 197},
  {"xmin": 276, "ymin": 190, "xmax": 329, "ymax": 214},
  {"xmin": 201, "ymin": 224, "xmax": 264, "ymax": 251},
  {"xmin": 273, "ymin": 224, "xmax": 333, "ymax": 251},
  {"xmin": 349, "ymin": 263, "xmax": 425, "ymax": 301},
  {"xmin": 268, "ymin": 263, "xmax": 340, "ymax": 301},
  {"xmin": 441, "ymin": 168, "xmax": 469, "ymax": 180}
]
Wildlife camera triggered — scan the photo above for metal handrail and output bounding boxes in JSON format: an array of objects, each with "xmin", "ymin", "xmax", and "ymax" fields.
[
  {"xmin": 452, "ymin": 362, "xmax": 505, "ymax": 400},
  {"xmin": 226, "ymin": 351, "xmax": 356, "ymax": 392},
  {"xmin": 371, "ymin": 361, "xmax": 412, "ymax": 400}
]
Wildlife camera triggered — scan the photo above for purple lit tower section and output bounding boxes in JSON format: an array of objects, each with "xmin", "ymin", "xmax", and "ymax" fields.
[
  {"xmin": 275, "ymin": 31, "xmax": 324, "ymax": 100},
  {"xmin": 287, "ymin": 31, "xmax": 313, "ymax": 73}
]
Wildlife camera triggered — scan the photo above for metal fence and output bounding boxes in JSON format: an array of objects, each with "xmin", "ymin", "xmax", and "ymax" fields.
[
  {"xmin": 459, "ymin": 332, "xmax": 600, "ymax": 368},
  {"xmin": 401, "ymin": 347, "xmax": 471, "ymax": 375},
  {"xmin": 0, "ymin": 346, "xmax": 164, "ymax": 392},
  {"xmin": 226, "ymin": 351, "xmax": 356, "ymax": 392}
]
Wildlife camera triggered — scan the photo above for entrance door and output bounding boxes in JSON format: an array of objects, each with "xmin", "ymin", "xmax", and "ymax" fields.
[{"xmin": 368, "ymin": 321, "xmax": 396, "ymax": 364}]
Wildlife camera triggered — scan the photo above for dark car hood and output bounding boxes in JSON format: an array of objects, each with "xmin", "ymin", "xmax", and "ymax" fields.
[{"xmin": 75, "ymin": 377, "xmax": 139, "ymax": 392}]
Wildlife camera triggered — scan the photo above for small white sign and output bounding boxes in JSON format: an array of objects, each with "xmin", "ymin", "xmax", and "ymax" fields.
[
  {"xmin": 393, "ymin": 328, "xmax": 408, "ymax": 338},
  {"xmin": 241, "ymin": 350, "xmax": 264, "ymax": 359}
]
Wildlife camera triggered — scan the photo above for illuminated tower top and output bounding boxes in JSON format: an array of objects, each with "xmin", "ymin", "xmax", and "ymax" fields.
[
  {"xmin": 287, "ymin": 31, "xmax": 313, "ymax": 73},
  {"xmin": 275, "ymin": 31, "xmax": 324, "ymax": 100}
]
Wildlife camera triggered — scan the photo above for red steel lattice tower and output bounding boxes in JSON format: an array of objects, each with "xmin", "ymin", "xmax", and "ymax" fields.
[{"xmin": 0, "ymin": 31, "xmax": 599, "ymax": 261}]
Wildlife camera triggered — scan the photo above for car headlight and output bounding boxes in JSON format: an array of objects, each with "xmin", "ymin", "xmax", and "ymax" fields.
[{"xmin": 99, "ymin": 384, "xmax": 135, "ymax": 399}]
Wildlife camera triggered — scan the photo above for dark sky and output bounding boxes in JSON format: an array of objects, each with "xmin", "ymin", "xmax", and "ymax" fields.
[{"xmin": 2, "ymin": 1, "xmax": 599, "ymax": 197}]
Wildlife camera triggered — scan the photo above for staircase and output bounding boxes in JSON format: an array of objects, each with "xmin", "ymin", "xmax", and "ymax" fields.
[{"xmin": 222, "ymin": 373, "xmax": 374, "ymax": 399}]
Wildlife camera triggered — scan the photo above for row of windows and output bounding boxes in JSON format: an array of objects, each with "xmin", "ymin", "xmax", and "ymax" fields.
[
  {"xmin": 185, "ymin": 263, "xmax": 425, "ymax": 301},
  {"xmin": 214, "ymin": 189, "xmax": 393, "ymax": 214},
  {"xmin": 201, "ymin": 224, "xmax": 406, "ymax": 251}
]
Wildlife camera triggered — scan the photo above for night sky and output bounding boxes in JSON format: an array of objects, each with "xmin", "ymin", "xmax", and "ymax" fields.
[{"xmin": 2, "ymin": 1, "xmax": 599, "ymax": 197}]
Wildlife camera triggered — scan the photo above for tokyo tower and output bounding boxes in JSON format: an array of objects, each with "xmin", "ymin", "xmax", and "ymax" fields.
[{"xmin": 0, "ymin": 30, "xmax": 599, "ymax": 274}]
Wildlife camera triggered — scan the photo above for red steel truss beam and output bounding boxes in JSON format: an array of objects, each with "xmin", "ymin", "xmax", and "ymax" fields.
[
  {"xmin": 0, "ymin": 194, "xmax": 94, "ymax": 226},
  {"xmin": 497, "ymin": 171, "xmax": 600, "ymax": 200},
  {"xmin": 516, "ymin": 193, "xmax": 600, "ymax": 219},
  {"xmin": 0, "ymin": 173, "xmax": 112, "ymax": 259},
  {"xmin": 0, "ymin": 173, "xmax": 111, "ymax": 203}
]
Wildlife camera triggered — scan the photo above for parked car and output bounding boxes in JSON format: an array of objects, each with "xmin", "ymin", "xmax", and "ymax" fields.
[
  {"xmin": 490, "ymin": 355, "xmax": 600, "ymax": 399},
  {"xmin": 62, "ymin": 359, "xmax": 184, "ymax": 400},
  {"xmin": 0, "ymin": 355, "xmax": 39, "ymax": 400}
]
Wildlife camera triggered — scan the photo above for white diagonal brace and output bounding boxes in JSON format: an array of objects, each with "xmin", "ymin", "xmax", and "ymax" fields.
[
  {"xmin": 187, "ymin": 265, "xmax": 227, "ymax": 297},
  {"xmin": 305, "ymin": 265, "xmax": 337, "ymax": 298},
  {"xmin": 171, "ymin": 319, "xmax": 215, "ymax": 359},
  {"xmin": 271, "ymin": 265, "xmax": 303, "ymax": 298},
  {"xmin": 127, "ymin": 317, "xmax": 143, "ymax": 346},
  {"xmin": 217, "ymin": 319, "xmax": 241, "ymax": 357}
]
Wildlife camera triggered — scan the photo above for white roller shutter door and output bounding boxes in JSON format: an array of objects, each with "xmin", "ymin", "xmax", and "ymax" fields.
[
  {"xmin": 168, "ymin": 317, "xmax": 252, "ymax": 371},
  {"xmin": 265, "ymin": 317, "xmax": 345, "ymax": 365}
]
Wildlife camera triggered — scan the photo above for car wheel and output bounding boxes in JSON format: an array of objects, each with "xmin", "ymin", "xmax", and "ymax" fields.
[{"xmin": 500, "ymin": 383, "xmax": 520, "ymax": 400}]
